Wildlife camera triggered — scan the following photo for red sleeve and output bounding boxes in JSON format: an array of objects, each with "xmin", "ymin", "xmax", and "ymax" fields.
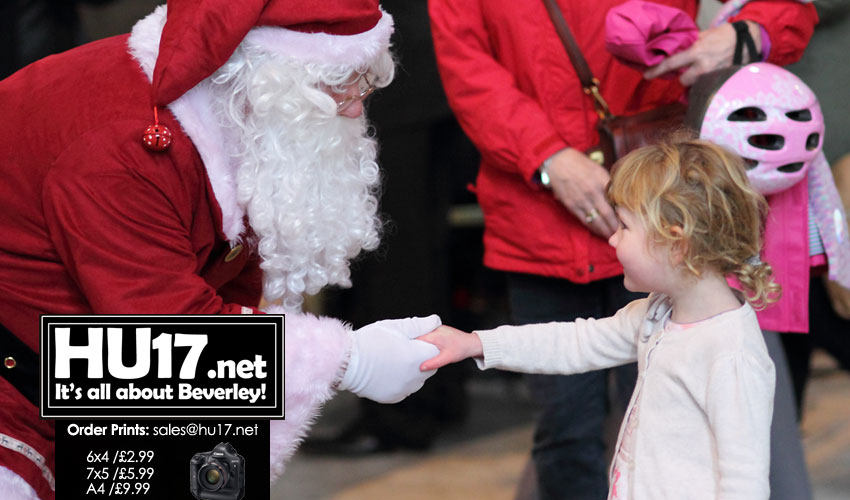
[
  {"xmin": 42, "ymin": 129, "xmax": 257, "ymax": 315},
  {"xmin": 428, "ymin": 0, "xmax": 566, "ymax": 183},
  {"xmin": 730, "ymin": 1, "xmax": 818, "ymax": 66}
]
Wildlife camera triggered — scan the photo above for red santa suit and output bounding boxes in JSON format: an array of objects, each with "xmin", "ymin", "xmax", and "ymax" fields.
[{"xmin": 0, "ymin": 1, "xmax": 401, "ymax": 498}]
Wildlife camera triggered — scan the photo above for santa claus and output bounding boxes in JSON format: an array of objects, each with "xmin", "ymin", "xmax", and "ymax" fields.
[{"xmin": 0, "ymin": 1, "xmax": 441, "ymax": 499}]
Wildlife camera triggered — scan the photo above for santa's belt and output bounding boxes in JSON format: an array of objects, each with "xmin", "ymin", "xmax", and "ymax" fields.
[
  {"xmin": 0, "ymin": 322, "xmax": 39, "ymax": 408},
  {"xmin": 0, "ymin": 432, "xmax": 56, "ymax": 491}
]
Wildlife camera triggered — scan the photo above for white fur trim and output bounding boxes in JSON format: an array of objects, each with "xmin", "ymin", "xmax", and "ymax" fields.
[
  {"xmin": 243, "ymin": 9, "xmax": 394, "ymax": 69},
  {"xmin": 126, "ymin": 5, "xmax": 164, "ymax": 81},
  {"xmin": 266, "ymin": 311, "xmax": 352, "ymax": 483},
  {"xmin": 128, "ymin": 6, "xmax": 245, "ymax": 241},
  {"xmin": 0, "ymin": 466, "xmax": 41, "ymax": 500},
  {"xmin": 168, "ymin": 84, "xmax": 245, "ymax": 241}
]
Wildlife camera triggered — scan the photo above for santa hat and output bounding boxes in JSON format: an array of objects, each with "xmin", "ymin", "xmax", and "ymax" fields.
[{"xmin": 151, "ymin": 0, "xmax": 394, "ymax": 107}]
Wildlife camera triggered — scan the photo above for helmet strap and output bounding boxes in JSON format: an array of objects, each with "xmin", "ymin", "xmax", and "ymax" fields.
[{"xmin": 732, "ymin": 21, "xmax": 760, "ymax": 65}]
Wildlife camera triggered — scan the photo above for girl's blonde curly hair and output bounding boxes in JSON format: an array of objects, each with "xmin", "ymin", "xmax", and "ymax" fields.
[{"xmin": 606, "ymin": 137, "xmax": 781, "ymax": 309}]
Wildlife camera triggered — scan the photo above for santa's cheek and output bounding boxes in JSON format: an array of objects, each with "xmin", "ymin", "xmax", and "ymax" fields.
[{"xmin": 338, "ymin": 101, "xmax": 364, "ymax": 119}]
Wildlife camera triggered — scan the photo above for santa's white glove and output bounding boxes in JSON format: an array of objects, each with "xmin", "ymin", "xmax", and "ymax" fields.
[{"xmin": 337, "ymin": 315, "xmax": 441, "ymax": 403}]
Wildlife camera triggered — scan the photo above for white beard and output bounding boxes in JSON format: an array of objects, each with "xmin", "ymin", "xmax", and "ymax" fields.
[{"xmin": 208, "ymin": 45, "xmax": 386, "ymax": 312}]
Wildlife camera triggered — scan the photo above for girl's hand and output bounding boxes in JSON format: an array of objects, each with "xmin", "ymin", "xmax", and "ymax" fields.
[{"xmin": 417, "ymin": 325, "xmax": 484, "ymax": 371}]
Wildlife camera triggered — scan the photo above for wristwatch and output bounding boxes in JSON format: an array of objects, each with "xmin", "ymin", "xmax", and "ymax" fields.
[{"xmin": 537, "ymin": 156, "xmax": 554, "ymax": 189}]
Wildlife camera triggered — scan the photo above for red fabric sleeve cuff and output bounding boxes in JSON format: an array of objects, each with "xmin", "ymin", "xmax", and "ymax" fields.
[
  {"xmin": 521, "ymin": 133, "xmax": 567, "ymax": 186},
  {"xmin": 730, "ymin": 2, "xmax": 817, "ymax": 66}
]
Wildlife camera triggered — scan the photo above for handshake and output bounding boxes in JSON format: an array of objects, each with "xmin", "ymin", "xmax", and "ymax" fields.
[{"xmin": 338, "ymin": 316, "xmax": 478, "ymax": 404}]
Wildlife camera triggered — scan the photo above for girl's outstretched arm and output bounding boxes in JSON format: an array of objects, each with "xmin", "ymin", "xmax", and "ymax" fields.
[{"xmin": 418, "ymin": 325, "xmax": 483, "ymax": 371}]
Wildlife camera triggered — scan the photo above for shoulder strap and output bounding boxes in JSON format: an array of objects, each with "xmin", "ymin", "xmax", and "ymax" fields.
[{"xmin": 541, "ymin": 0, "xmax": 611, "ymax": 118}]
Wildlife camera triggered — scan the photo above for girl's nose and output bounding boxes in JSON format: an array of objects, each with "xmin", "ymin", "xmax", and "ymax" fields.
[{"xmin": 608, "ymin": 230, "xmax": 619, "ymax": 247}]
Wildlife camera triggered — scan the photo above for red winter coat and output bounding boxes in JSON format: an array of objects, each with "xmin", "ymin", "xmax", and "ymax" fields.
[{"xmin": 430, "ymin": 0, "xmax": 817, "ymax": 283}]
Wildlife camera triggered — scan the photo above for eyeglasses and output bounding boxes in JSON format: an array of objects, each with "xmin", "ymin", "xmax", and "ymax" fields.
[{"xmin": 335, "ymin": 74, "xmax": 376, "ymax": 113}]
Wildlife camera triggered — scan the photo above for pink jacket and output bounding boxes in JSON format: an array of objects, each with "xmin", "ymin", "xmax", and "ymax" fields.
[{"xmin": 757, "ymin": 152, "xmax": 850, "ymax": 332}]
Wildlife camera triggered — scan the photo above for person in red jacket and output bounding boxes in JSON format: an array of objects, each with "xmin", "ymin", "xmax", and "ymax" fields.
[
  {"xmin": 0, "ymin": 1, "xmax": 444, "ymax": 499},
  {"xmin": 429, "ymin": 1, "xmax": 817, "ymax": 499}
]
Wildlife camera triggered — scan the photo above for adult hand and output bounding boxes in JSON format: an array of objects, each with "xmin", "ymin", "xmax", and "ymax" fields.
[
  {"xmin": 546, "ymin": 148, "xmax": 618, "ymax": 239},
  {"xmin": 337, "ymin": 315, "xmax": 441, "ymax": 403},
  {"xmin": 644, "ymin": 21, "xmax": 762, "ymax": 86},
  {"xmin": 824, "ymin": 278, "xmax": 850, "ymax": 320}
]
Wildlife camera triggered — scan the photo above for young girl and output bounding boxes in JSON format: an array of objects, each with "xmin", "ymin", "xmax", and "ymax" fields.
[{"xmin": 419, "ymin": 139, "xmax": 781, "ymax": 500}]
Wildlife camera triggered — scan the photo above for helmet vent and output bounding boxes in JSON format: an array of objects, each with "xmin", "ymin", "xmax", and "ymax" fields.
[
  {"xmin": 786, "ymin": 109, "xmax": 812, "ymax": 122},
  {"xmin": 806, "ymin": 133, "xmax": 820, "ymax": 151},
  {"xmin": 742, "ymin": 158, "xmax": 759, "ymax": 170},
  {"xmin": 748, "ymin": 134, "xmax": 784, "ymax": 150},
  {"xmin": 778, "ymin": 162, "xmax": 804, "ymax": 173},
  {"xmin": 728, "ymin": 107, "xmax": 766, "ymax": 122}
]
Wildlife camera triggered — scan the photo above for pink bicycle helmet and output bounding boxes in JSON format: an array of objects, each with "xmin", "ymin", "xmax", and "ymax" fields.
[{"xmin": 686, "ymin": 62, "xmax": 824, "ymax": 195}]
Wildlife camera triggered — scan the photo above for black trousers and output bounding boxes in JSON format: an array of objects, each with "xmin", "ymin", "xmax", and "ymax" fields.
[
  {"xmin": 782, "ymin": 276, "xmax": 850, "ymax": 415},
  {"xmin": 506, "ymin": 272, "xmax": 640, "ymax": 500}
]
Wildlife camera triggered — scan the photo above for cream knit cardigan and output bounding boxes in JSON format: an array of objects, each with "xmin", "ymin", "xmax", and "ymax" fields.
[{"xmin": 475, "ymin": 294, "xmax": 775, "ymax": 500}]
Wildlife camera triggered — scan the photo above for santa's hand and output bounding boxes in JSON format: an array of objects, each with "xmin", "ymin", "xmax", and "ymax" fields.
[{"xmin": 337, "ymin": 315, "xmax": 442, "ymax": 403}]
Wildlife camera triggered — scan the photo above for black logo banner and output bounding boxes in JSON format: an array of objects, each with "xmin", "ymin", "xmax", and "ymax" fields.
[{"xmin": 40, "ymin": 315, "xmax": 284, "ymax": 418}]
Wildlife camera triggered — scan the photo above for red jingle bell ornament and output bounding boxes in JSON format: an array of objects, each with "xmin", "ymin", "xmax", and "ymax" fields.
[{"xmin": 142, "ymin": 106, "xmax": 173, "ymax": 152}]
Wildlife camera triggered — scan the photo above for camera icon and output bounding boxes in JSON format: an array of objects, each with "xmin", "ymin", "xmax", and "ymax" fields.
[{"xmin": 189, "ymin": 442, "xmax": 245, "ymax": 500}]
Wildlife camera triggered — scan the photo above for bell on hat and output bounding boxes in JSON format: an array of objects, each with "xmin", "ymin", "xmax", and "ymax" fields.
[
  {"xmin": 686, "ymin": 62, "xmax": 824, "ymax": 196},
  {"xmin": 141, "ymin": 106, "xmax": 173, "ymax": 152}
]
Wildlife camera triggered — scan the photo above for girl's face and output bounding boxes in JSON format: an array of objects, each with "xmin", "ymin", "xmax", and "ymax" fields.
[{"xmin": 608, "ymin": 207, "xmax": 676, "ymax": 294}]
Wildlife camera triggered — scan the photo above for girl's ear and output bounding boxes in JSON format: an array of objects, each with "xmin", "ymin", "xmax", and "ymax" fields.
[{"xmin": 669, "ymin": 226, "xmax": 687, "ymax": 266}]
